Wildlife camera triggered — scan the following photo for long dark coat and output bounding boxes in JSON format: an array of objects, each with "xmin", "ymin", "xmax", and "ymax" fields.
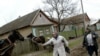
[{"xmin": 83, "ymin": 31, "xmax": 98, "ymax": 49}]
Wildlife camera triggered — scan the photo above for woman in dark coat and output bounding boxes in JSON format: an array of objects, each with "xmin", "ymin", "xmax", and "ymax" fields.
[{"xmin": 83, "ymin": 28, "xmax": 98, "ymax": 56}]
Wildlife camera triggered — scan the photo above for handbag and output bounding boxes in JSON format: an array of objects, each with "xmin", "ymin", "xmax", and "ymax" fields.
[
  {"xmin": 62, "ymin": 39, "xmax": 70, "ymax": 54},
  {"xmin": 65, "ymin": 46, "xmax": 70, "ymax": 54}
]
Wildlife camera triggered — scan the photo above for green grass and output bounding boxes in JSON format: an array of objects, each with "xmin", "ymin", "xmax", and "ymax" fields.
[
  {"xmin": 76, "ymin": 28, "xmax": 84, "ymax": 37},
  {"xmin": 59, "ymin": 28, "xmax": 83, "ymax": 40},
  {"xmin": 38, "ymin": 51, "xmax": 52, "ymax": 56},
  {"xmin": 69, "ymin": 37, "xmax": 83, "ymax": 48},
  {"xmin": 59, "ymin": 30, "xmax": 76, "ymax": 40}
]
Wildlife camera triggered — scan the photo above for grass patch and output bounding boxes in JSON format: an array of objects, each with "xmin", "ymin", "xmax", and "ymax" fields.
[
  {"xmin": 59, "ymin": 30, "xmax": 76, "ymax": 39},
  {"xmin": 38, "ymin": 51, "xmax": 52, "ymax": 56},
  {"xmin": 59, "ymin": 28, "xmax": 83, "ymax": 40},
  {"xmin": 76, "ymin": 28, "xmax": 84, "ymax": 37},
  {"xmin": 69, "ymin": 37, "xmax": 83, "ymax": 48}
]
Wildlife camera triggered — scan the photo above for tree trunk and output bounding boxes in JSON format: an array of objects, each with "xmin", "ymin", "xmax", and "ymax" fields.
[{"xmin": 58, "ymin": 17, "xmax": 61, "ymax": 32}]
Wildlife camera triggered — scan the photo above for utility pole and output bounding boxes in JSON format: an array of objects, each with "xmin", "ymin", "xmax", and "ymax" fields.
[{"xmin": 80, "ymin": 0, "xmax": 86, "ymax": 32}]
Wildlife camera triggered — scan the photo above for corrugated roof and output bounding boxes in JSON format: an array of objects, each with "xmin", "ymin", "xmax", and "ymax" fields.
[
  {"xmin": 61, "ymin": 13, "xmax": 90, "ymax": 25},
  {"xmin": 0, "ymin": 9, "xmax": 40, "ymax": 35}
]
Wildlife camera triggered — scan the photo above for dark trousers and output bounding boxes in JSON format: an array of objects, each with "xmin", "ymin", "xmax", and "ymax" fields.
[{"xmin": 87, "ymin": 46, "xmax": 98, "ymax": 56}]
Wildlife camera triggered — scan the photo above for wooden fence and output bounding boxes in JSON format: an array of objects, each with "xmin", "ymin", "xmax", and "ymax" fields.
[{"xmin": 11, "ymin": 39, "xmax": 43, "ymax": 56}]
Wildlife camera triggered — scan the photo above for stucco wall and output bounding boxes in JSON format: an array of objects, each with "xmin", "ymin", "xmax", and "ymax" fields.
[
  {"xmin": 18, "ymin": 26, "xmax": 32, "ymax": 39},
  {"xmin": 32, "ymin": 12, "xmax": 53, "ymax": 26},
  {"xmin": 0, "ymin": 33, "xmax": 9, "ymax": 39},
  {"xmin": 0, "ymin": 26, "xmax": 32, "ymax": 39}
]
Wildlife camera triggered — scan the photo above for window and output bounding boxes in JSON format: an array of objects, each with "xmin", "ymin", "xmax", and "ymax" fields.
[
  {"xmin": 40, "ymin": 14, "xmax": 41, "ymax": 17},
  {"xmin": 96, "ymin": 23, "xmax": 100, "ymax": 30},
  {"xmin": 46, "ymin": 29, "xmax": 50, "ymax": 34},
  {"xmin": 39, "ymin": 30, "xmax": 44, "ymax": 36}
]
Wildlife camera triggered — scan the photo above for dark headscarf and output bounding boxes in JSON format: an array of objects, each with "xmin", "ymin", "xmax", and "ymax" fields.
[{"xmin": 86, "ymin": 28, "xmax": 91, "ymax": 34}]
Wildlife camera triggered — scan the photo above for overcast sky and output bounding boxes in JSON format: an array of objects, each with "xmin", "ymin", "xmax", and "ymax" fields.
[{"xmin": 0, "ymin": 0, "xmax": 100, "ymax": 27}]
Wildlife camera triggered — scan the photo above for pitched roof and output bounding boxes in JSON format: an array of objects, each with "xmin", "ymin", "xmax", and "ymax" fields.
[
  {"xmin": 0, "ymin": 9, "xmax": 54, "ymax": 35},
  {"xmin": 47, "ymin": 18, "xmax": 58, "ymax": 24},
  {"xmin": 61, "ymin": 13, "xmax": 90, "ymax": 25}
]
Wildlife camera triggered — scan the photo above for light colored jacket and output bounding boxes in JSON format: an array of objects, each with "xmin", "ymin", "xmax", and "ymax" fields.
[{"xmin": 43, "ymin": 35, "xmax": 68, "ymax": 56}]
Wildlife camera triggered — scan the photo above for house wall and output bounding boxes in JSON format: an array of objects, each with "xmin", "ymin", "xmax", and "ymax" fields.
[
  {"xmin": 85, "ymin": 19, "xmax": 90, "ymax": 28},
  {"xmin": 0, "ymin": 33, "xmax": 9, "ymax": 39},
  {"xmin": 0, "ymin": 26, "xmax": 32, "ymax": 39},
  {"xmin": 64, "ymin": 25, "xmax": 71, "ymax": 31},
  {"xmin": 75, "ymin": 23, "xmax": 84, "ymax": 29},
  {"xmin": 61, "ymin": 25, "xmax": 72, "ymax": 31},
  {"xmin": 32, "ymin": 12, "xmax": 53, "ymax": 26},
  {"xmin": 89, "ymin": 25, "xmax": 96, "ymax": 31},
  {"xmin": 32, "ymin": 25, "xmax": 53, "ymax": 37},
  {"xmin": 31, "ymin": 12, "xmax": 55, "ymax": 37},
  {"xmin": 96, "ymin": 23, "xmax": 100, "ymax": 30},
  {"xmin": 61, "ymin": 23, "xmax": 84, "ymax": 32},
  {"xmin": 18, "ymin": 26, "xmax": 32, "ymax": 39}
]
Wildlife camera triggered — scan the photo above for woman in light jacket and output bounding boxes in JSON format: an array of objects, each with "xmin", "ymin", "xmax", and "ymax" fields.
[{"xmin": 43, "ymin": 32, "xmax": 68, "ymax": 56}]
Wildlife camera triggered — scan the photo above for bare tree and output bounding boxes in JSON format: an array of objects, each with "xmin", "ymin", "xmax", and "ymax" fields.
[{"xmin": 43, "ymin": 0, "xmax": 79, "ymax": 32}]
